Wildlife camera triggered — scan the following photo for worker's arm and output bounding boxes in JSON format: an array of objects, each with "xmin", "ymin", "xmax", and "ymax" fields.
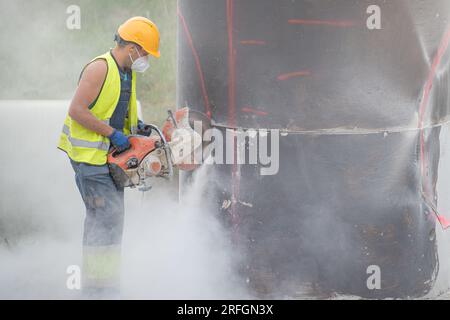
[{"xmin": 68, "ymin": 60, "xmax": 114, "ymax": 137}]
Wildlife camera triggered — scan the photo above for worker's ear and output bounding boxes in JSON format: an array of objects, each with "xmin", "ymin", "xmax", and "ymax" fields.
[
  {"xmin": 125, "ymin": 44, "xmax": 135, "ymax": 56},
  {"xmin": 127, "ymin": 44, "xmax": 135, "ymax": 54}
]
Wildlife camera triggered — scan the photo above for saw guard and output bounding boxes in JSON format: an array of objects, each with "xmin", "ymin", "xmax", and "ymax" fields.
[{"xmin": 162, "ymin": 108, "xmax": 211, "ymax": 170}]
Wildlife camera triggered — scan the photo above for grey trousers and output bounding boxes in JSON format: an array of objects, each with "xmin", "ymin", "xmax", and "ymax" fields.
[{"xmin": 70, "ymin": 159, "xmax": 125, "ymax": 296}]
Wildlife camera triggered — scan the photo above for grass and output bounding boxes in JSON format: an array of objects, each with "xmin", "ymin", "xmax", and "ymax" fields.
[{"xmin": 0, "ymin": 0, "xmax": 177, "ymax": 125}]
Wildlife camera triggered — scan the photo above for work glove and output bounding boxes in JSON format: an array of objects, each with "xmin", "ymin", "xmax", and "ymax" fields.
[
  {"xmin": 137, "ymin": 119, "xmax": 152, "ymax": 137},
  {"xmin": 108, "ymin": 129, "xmax": 130, "ymax": 153}
]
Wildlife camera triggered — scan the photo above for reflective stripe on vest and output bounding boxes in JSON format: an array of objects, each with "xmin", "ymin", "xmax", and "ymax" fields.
[{"xmin": 62, "ymin": 123, "xmax": 110, "ymax": 152}]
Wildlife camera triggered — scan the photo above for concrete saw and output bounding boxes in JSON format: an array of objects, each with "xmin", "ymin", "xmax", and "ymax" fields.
[{"xmin": 107, "ymin": 108, "xmax": 209, "ymax": 191}]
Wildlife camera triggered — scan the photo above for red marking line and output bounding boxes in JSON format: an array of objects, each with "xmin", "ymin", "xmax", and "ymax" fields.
[
  {"xmin": 227, "ymin": 0, "xmax": 241, "ymax": 234},
  {"xmin": 177, "ymin": 6, "xmax": 212, "ymax": 119},
  {"xmin": 227, "ymin": 0, "xmax": 236, "ymax": 128},
  {"xmin": 241, "ymin": 107, "xmax": 268, "ymax": 116},
  {"xmin": 438, "ymin": 215, "xmax": 450, "ymax": 229},
  {"xmin": 418, "ymin": 26, "xmax": 450, "ymax": 230},
  {"xmin": 277, "ymin": 70, "xmax": 311, "ymax": 81},
  {"xmin": 240, "ymin": 40, "xmax": 266, "ymax": 46},
  {"xmin": 288, "ymin": 19, "xmax": 356, "ymax": 27}
]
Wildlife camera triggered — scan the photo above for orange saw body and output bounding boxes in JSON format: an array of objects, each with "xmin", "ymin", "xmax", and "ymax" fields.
[{"xmin": 107, "ymin": 108, "xmax": 210, "ymax": 191}]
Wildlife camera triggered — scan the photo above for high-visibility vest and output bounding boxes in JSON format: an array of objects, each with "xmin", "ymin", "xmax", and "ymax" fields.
[{"xmin": 58, "ymin": 51, "xmax": 138, "ymax": 165}]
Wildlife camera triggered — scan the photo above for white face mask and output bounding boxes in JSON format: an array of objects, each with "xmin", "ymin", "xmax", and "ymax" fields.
[{"xmin": 129, "ymin": 47, "xmax": 149, "ymax": 73}]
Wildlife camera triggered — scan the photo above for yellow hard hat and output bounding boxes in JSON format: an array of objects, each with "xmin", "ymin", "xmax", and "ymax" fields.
[{"xmin": 118, "ymin": 16, "xmax": 160, "ymax": 58}]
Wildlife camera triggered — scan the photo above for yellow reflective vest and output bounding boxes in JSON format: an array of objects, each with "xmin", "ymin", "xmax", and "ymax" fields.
[{"xmin": 58, "ymin": 52, "xmax": 138, "ymax": 165}]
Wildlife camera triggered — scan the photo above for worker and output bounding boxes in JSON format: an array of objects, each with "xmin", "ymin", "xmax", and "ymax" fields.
[{"xmin": 57, "ymin": 16, "xmax": 160, "ymax": 298}]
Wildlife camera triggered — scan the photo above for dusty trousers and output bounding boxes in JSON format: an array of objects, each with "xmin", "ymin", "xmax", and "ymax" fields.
[{"xmin": 70, "ymin": 159, "xmax": 125, "ymax": 298}]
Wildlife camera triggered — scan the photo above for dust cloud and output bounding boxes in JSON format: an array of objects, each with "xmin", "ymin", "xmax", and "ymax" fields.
[{"xmin": 0, "ymin": 101, "xmax": 250, "ymax": 300}]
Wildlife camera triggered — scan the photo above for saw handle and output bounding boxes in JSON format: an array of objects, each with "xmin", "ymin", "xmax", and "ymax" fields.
[
  {"xmin": 111, "ymin": 145, "xmax": 132, "ymax": 158},
  {"xmin": 167, "ymin": 110, "xmax": 179, "ymax": 129}
]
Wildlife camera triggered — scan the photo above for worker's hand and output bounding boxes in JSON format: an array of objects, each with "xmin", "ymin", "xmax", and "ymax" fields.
[
  {"xmin": 137, "ymin": 119, "xmax": 152, "ymax": 137},
  {"xmin": 108, "ymin": 129, "xmax": 130, "ymax": 152}
]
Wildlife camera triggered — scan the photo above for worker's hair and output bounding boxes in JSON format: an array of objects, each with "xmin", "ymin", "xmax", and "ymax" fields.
[{"xmin": 114, "ymin": 34, "xmax": 142, "ymax": 50}]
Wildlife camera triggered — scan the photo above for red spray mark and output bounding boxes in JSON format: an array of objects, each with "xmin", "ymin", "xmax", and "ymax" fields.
[
  {"xmin": 438, "ymin": 215, "xmax": 450, "ymax": 229},
  {"xmin": 227, "ymin": 0, "xmax": 236, "ymax": 128},
  {"xmin": 418, "ymin": 26, "xmax": 450, "ymax": 230},
  {"xmin": 240, "ymin": 40, "xmax": 266, "ymax": 46},
  {"xmin": 241, "ymin": 107, "xmax": 269, "ymax": 116},
  {"xmin": 277, "ymin": 70, "xmax": 311, "ymax": 81},
  {"xmin": 288, "ymin": 19, "xmax": 356, "ymax": 27},
  {"xmin": 227, "ymin": 0, "xmax": 241, "ymax": 234},
  {"xmin": 177, "ymin": 6, "xmax": 212, "ymax": 119}
]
